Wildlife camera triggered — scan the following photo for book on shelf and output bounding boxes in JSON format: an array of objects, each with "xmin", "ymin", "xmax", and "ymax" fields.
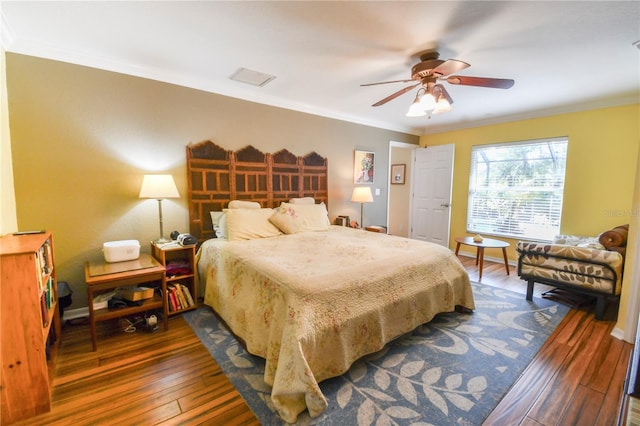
[
  {"xmin": 174, "ymin": 284, "xmax": 188, "ymax": 309},
  {"xmin": 40, "ymin": 293, "xmax": 49, "ymax": 327},
  {"xmin": 167, "ymin": 283, "xmax": 195, "ymax": 312},
  {"xmin": 35, "ymin": 256, "xmax": 44, "ymax": 290},
  {"xmin": 37, "ymin": 240, "xmax": 53, "ymax": 275},
  {"xmin": 181, "ymin": 284, "xmax": 195, "ymax": 306},
  {"xmin": 44, "ymin": 240, "xmax": 53, "ymax": 273},
  {"xmin": 45, "ymin": 277, "xmax": 54, "ymax": 309},
  {"xmin": 167, "ymin": 288, "xmax": 179, "ymax": 312}
]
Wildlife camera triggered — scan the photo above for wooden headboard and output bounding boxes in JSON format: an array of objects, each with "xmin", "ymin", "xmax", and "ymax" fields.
[{"xmin": 186, "ymin": 140, "xmax": 329, "ymax": 243}]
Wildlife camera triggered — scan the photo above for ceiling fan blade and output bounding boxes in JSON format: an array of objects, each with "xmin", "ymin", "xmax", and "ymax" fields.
[
  {"xmin": 445, "ymin": 76, "xmax": 515, "ymax": 89},
  {"xmin": 432, "ymin": 59, "xmax": 470, "ymax": 76},
  {"xmin": 371, "ymin": 83, "xmax": 421, "ymax": 107},
  {"xmin": 361, "ymin": 79, "xmax": 416, "ymax": 87}
]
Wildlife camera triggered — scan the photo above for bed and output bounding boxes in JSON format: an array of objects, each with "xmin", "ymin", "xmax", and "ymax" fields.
[{"xmin": 187, "ymin": 141, "xmax": 475, "ymax": 423}]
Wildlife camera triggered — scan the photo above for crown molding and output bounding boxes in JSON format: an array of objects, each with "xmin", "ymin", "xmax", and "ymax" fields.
[{"xmin": 1, "ymin": 11, "xmax": 15, "ymax": 51}]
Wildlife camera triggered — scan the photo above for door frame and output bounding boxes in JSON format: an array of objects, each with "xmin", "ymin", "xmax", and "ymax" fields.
[{"xmin": 387, "ymin": 141, "xmax": 418, "ymax": 233}]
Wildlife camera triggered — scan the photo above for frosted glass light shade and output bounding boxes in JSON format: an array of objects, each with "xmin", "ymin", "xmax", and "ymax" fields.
[
  {"xmin": 139, "ymin": 175, "xmax": 179, "ymax": 199},
  {"xmin": 418, "ymin": 93, "xmax": 436, "ymax": 111},
  {"xmin": 406, "ymin": 99, "xmax": 427, "ymax": 117}
]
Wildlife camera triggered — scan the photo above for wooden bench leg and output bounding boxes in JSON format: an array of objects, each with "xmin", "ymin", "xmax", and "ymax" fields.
[
  {"xmin": 526, "ymin": 279, "xmax": 534, "ymax": 301},
  {"xmin": 595, "ymin": 296, "xmax": 606, "ymax": 320}
]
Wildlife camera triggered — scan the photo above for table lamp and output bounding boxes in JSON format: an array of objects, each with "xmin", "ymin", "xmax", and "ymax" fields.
[
  {"xmin": 139, "ymin": 174, "xmax": 180, "ymax": 243},
  {"xmin": 351, "ymin": 186, "xmax": 374, "ymax": 229}
]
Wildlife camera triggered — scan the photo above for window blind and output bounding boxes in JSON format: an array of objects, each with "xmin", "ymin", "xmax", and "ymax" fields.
[{"xmin": 467, "ymin": 137, "xmax": 568, "ymax": 241}]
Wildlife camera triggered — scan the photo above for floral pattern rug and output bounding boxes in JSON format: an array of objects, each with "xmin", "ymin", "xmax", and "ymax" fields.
[{"xmin": 184, "ymin": 282, "xmax": 569, "ymax": 425}]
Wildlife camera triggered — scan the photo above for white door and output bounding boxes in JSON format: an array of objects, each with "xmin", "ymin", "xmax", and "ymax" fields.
[{"xmin": 410, "ymin": 144, "xmax": 455, "ymax": 247}]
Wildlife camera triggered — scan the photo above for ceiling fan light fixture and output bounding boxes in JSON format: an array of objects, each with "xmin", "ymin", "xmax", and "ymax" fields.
[
  {"xmin": 418, "ymin": 92, "xmax": 436, "ymax": 111},
  {"xmin": 433, "ymin": 97, "xmax": 451, "ymax": 114},
  {"xmin": 406, "ymin": 95, "xmax": 427, "ymax": 117}
]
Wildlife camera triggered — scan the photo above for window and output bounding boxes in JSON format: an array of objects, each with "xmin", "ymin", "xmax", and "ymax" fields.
[{"xmin": 467, "ymin": 137, "xmax": 568, "ymax": 241}]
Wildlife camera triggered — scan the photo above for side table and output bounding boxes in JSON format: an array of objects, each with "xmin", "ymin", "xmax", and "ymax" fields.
[
  {"xmin": 85, "ymin": 253, "xmax": 168, "ymax": 351},
  {"xmin": 454, "ymin": 236, "xmax": 510, "ymax": 280},
  {"xmin": 151, "ymin": 242, "xmax": 198, "ymax": 315}
]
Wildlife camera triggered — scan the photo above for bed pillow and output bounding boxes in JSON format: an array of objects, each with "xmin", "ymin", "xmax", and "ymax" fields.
[
  {"xmin": 278, "ymin": 202, "xmax": 330, "ymax": 232},
  {"xmin": 228, "ymin": 200, "xmax": 261, "ymax": 209},
  {"xmin": 225, "ymin": 208, "xmax": 283, "ymax": 241},
  {"xmin": 215, "ymin": 213, "xmax": 227, "ymax": 239},
  {"xmin": 210, "ymin": 211, "xmax": 224, "ymax": 227},
  {"xmin": 553, "ymin": 234, "xmax": 605, "ymax": 250},
  {"xmin": 269, "ymin": 205, "xmax": 300, "ymax": 234},
  {"xmin": 289, "ymin": 197, "xmax": 315, "ymax": 205}
]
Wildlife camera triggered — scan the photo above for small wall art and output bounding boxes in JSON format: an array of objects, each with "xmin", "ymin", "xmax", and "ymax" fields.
[
  {"xmin": 354, "ymin": 150, "xmax": 375, "ymax": 184},
  {"xmin": 391, "ymin": 164, "xmax": 406, "ymax": 184}
]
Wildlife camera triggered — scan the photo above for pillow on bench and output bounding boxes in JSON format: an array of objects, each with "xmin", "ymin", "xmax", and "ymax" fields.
[{"xmin": 552, "ymin": 234, "xmax": 605, "ymax": 250}]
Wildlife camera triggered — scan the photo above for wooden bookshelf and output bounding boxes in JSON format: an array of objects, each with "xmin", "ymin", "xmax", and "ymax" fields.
[
  {"xmin": 0, "ymin": 231, "xmax": 61, "ymax": 424},
  {"xmin": 151, "ymin": 242, "xmax": 197, "ymax": 315}
]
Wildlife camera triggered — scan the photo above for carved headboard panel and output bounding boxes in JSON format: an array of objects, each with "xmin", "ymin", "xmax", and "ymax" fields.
[{"xmin": 186, "ymin": 140, "xmax": 328, "ymax": 243}]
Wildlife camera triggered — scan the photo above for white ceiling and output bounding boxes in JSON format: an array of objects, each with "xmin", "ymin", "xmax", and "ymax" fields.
[{"xmin": 2, "ymin": 1, "xmax": 639, "ymax": 136}]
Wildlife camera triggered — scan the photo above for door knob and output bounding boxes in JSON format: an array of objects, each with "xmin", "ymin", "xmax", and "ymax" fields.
[{"xmin": 440, "ymin": 203, "xmax": 451, "ymax": 207}]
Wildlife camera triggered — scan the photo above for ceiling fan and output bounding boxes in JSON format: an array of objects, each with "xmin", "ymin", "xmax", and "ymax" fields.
[{"xmin": 361, "ymin": 51, "xmax": 514, "ymax": 116}]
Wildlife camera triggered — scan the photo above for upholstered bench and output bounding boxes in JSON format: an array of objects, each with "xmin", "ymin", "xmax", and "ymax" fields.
[{"xmin": 517, "ymin": 226, "xmax": 628, "ymax": 320}]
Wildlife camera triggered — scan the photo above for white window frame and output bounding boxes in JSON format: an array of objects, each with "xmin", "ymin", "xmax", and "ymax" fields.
[{"xmin": 467, "ymin": 137, "xmax": 568, "ymax": 241}]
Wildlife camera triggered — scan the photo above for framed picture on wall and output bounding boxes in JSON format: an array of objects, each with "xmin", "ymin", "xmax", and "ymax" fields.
[
  {"xmin": 391, "ymin": 164, "xmax": 406, "ymax": 184},
  {"xmin": 354, "ymin": 150, "xmax": 375, "ymax": 183}
]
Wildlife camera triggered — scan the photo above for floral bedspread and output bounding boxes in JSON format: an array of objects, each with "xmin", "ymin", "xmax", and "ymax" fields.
[{"xmin": 197, "ymin": 226, "xmax": 474, "ymax": 423}]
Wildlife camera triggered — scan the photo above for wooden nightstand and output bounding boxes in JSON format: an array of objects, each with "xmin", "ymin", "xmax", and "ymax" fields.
[
  {"xmin": 151, "ymin": 242, "xmax": 198, "ymax": 315},
  {"xmin": 85, "ymin": 254, "xmax": 168, "ymax": 351}
]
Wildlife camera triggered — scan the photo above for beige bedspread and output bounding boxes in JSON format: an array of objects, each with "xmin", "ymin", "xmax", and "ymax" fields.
[{"xmin": 198, "ymin": 226, "xmax": 474, "ymax": 423}]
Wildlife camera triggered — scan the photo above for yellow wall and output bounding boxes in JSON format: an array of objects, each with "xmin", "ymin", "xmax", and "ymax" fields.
[
  {"xmin": 421, "ymin": 104, "xmax": 640, "ymax": 335},
  {"xmin": 421, "ymin": 104, "xmax": 639, "ymax": 259},
  {"xmin": 5, "ymin": 53, "xmax": 417, "ymax": 308}
]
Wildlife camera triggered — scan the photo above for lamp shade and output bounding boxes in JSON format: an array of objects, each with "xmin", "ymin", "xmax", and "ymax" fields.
[
  {"xmin": 351, "ymin": 186, "xmax": 374, "ymax": 203},
  {"xmin": 139, "ymin": 175, "xmax": 180, "ymax": 199}
]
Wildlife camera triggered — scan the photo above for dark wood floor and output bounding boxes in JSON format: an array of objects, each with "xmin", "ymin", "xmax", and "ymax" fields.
[{"xmin": 14, "ymin": 256, "xmax": 632, "ymax": 426}]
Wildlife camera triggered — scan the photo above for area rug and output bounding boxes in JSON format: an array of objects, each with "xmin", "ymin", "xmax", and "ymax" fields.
[{"xmin": 184, "ymin": 282, "xmax": 569, "ymax": 425}]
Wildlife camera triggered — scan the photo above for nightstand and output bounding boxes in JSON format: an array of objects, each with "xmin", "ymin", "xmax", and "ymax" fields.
[
  {"xmin": 85, "ymin": 254, "xmax": 168, "ymax": 351},
  {"xmin": 151, "ymin": 242, "xmax": 198, "ymax": 315}
]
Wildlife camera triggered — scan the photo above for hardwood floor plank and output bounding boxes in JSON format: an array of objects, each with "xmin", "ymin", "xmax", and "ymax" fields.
[
  {"xmin": 178, "ymin": 380, "xmax": 239, "ymax": 412},
  {"xmin": 597, "ymin": 343, "xmax": 633, "ymax": 426},
  {"xmin": 52, "ymin": 349, "xmax": 217, "ymax": 404},
  {"xmin": 159, "ymin": 393, "xmax": 254, "ymax": 426},
  {"xmin": 582, "ymin": 328, "xmax": 626, "ymax": 393},
  {"xmin": 527, "ymin": 316, "xmax": 611, "ymax": 424},
  {"xmin": 482, "ymin": 332, "xmax": 573, "ymax": 425},
  {"xmin": 559, "ymin": 384, "xmax": 605, "ymax": 425}
]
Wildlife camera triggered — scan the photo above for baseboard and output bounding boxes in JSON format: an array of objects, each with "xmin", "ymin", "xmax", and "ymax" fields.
[
  {"xmin": 63, "ymin": 306, "xmax": 89, "ymax": 320},
  {"xmin": 611, "ymin": 325, "xmax": 628, "ymax": 342}
]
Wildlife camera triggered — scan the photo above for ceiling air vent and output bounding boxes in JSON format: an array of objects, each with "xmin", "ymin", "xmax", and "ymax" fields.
[{"xmin": 230, "ymin": 68, "xmax": 276, "ymax": 87}]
